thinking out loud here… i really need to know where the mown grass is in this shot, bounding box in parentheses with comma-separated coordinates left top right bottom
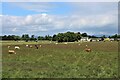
(2, 41, 118, 78)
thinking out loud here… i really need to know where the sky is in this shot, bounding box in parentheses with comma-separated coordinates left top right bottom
(1, 2, 118, 36)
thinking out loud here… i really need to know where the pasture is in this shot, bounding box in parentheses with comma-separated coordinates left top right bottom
(1, 41, 118, 78)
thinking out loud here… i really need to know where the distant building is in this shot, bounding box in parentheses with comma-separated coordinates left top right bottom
(90, 38, 102, 42)
(110, 38, 114, 41)
(81, 37, 89, 42)
(117, 38, 120, 41)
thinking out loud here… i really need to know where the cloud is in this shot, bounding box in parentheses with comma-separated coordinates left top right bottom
(2, 11, 117, 35)
(1, 2, 118, 36)
(68, 2, 118, 15)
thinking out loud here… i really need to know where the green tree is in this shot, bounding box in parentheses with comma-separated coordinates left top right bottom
(56, 33, 64, 42)
(81, 33, 87, 37)
(76, 32, 81, 41)
(110, 34, 117, 38)
(14, 36, 21, 41)
(7, 35, 14, 40)
(117, 35, 120, 38)
(102, 35, 106, 38)
(2, 35, 7, 40)
(55, 31, 79, 42)
(38, 36, 45, 40)
(22, 34, 30, 42)
(44, 35, 52, 40)
(30, 35, 35, 41)
(52, 34, 57, 41)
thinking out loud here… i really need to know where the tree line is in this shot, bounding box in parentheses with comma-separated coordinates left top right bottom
(0, 32, 120, 42)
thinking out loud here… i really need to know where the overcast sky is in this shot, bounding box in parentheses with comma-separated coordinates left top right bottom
(1, 2, 118, 36)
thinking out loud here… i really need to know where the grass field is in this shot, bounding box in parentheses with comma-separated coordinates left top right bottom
(1, 41, 118, 78)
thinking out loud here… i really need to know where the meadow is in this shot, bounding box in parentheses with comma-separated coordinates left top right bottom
(1, 41, 118, 78)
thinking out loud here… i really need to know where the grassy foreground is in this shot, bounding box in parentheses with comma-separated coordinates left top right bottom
(2, 41, 118, 78)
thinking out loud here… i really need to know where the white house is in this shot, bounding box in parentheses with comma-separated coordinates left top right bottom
(90, 38, 102, 42)
(81, 37, 89, 42)
(110, 38, 114, 41)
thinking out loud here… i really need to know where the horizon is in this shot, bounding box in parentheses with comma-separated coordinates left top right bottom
(1, 31, 117, 37)
(1, 2, 118, 36)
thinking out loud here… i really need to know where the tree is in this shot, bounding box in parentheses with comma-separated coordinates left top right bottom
(110, 34, 117, 38)
(2, 35, 7, 40)
(56, 33, 64, 42)
(81, 33, 87, 37)
(118, 35, 120, 38)
(30, 35, 35, 41)
(101, 35, 106, 38)
(22, 34, 30, 42)
(52, 34, 57, 41)
(2, 35, 20, 40)
(77, 32, 81, 34)
(0, 36, 2, 40)
(63, 37, 68, 42)
(7, 35, 14, 40)
(89, 35, 97, 38)
(14, 36, 21, 41)
(76, 33, 81, 41)
(44, 35, 52, 40)
(38, 36, 45, 40)
(65, 32, 77, 42)
(55, 31, 79, 42)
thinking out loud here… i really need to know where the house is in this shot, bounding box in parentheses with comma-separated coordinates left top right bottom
(80, 37, 103, 42)
(118, 38, 120, 40)
(110, 38, 114, 41)
(117, 38, 120, 41)
(90, 38, 102, 42)
(80, 37, 89, 42)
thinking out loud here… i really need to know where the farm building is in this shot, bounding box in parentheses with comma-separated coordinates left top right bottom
(90, 38, 102, 42)
(109, 38, 114, 41)
(117, 38, 120, 41)
(111, 38, 120, 41)
(80, 37, 90, 42)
